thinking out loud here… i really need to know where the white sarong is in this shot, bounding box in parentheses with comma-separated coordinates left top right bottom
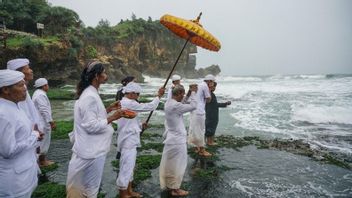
(66, 153, 106, 198)
(159, 143, 187, 189)
(188, 112, 206, 147)
(116, 147, 137, 190)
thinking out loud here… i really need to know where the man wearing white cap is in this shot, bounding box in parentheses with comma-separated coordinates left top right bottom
(188, 74, 215, 157)
(7, 58, 43, 144)
(167, 74, 182, 100)
(32, 78, 56, 167)
(0, 69, 43, 197)
(116, 82, 165, 198)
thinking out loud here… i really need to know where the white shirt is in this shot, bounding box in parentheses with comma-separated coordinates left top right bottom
(0, 98, 39, 197)
(117, 96, 160, 150)
(18, 88, 42, 130)
(194, 81, 211, 115)
(32, 89, 53, 127)
(163, 92, 197, 144)
(71, 86, 114, 159)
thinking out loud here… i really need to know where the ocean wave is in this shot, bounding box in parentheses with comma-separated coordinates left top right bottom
(292, 105, 352, 125)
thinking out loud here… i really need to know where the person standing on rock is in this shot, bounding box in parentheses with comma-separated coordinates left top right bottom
(7, 58, 44, 154)
(188, 74, 215, 157)
(66, 61, 130, 198)
(0, 69, 43, 197)
(160, 84, 197, 197)
(32, 78, 56, 167)
(205, 81, 231, 146)
(116, 82, 164, 198)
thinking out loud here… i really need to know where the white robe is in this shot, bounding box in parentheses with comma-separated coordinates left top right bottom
(116, 96, 160, 189)
(32, 89, 53, 154)
(188, 82, 211, 147)
(66, 86, 114, 197)
(0, 98, 39, 197)
(19, 88, 42, 131)
(159, 93, 197, 189)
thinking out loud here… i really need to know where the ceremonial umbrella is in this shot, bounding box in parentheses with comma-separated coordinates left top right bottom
(143, 13, 221, 128)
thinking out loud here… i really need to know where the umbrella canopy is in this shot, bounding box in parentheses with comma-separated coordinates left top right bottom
(160, 13, 221, 52)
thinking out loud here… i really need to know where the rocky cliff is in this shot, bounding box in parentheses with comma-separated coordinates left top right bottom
(0, 22, 221, 86)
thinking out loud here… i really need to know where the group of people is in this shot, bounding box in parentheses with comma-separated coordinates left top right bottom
(0, 59, 230, 198)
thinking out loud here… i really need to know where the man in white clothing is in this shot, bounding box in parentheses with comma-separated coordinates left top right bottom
(166, 74, 182, 100)
(160, 84, 197, 197)
(66, 61, 129, 198)
(188, 74, 215, 157)
(32, 78, 56, 167)
(116, 82, 165, 198)
(7, 58, 43, 153)
(0, 69, 43, 197)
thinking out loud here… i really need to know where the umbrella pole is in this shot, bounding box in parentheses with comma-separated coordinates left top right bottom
(142, 38, 190, 131)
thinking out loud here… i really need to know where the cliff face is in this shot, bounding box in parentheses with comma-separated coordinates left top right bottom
(0, 23, 221, 86)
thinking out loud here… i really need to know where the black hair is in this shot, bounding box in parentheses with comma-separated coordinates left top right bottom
(121, 76, 135, 86)
(75, 61, 104, 99)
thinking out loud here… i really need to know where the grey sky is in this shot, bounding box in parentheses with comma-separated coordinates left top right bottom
(48, 0, 352, 75)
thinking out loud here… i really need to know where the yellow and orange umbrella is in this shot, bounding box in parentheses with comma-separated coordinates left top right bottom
(144, 13, 221, 127)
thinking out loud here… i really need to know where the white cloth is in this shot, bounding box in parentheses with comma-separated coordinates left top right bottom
(71, 85, 114, 159)
(0, 69, 24, 88)
(0, 98, 39, 197)
(34, 78, 48, 88)
(116, 96, 160, 152)
(194, 81, 211, 115)
(32, 89, 53, 154)
(171, 74, 181, 81)
(159, 93, 196, 190)
(19, 88, 43, 132)
(166, 86, 173, 101)
(7, 58, 29, 71)
(188, 112, 206, 147)
(116, 96, 160, 189)
(122, 82, 142, 94)
(163, 92, 197, 145)
(204, 74, 215, 81)
(66, 153, 106, 198)
(116, 147, 136, 190)
(159, 144, 187, 190)
(66, 85, 113, 197)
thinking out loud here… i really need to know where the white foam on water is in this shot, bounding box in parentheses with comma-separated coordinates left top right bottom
(292, 105, 352, 125)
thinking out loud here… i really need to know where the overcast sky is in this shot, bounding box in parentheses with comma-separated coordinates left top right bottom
(48, 0, 352, 76)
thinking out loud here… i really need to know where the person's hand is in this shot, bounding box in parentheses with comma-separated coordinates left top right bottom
(142, 122, 148, 130)
(121, 109, 136, 119)
(226, 101, 231, 105)
(157, 87, 165, 98)
(107, 101, 121, 113)
(38, 132, 44, 141)
(50, 121, 56, 130)
(112, 109, 124, 120)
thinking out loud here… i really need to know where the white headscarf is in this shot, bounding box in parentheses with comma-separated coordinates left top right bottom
(0, 69, 25, 88)
(122, 82, 142, 94)
(204, 74, 215, 81)
(171, 74, 181, 81)
(7, 58, 30, 71)
(34, 78, 48, 88)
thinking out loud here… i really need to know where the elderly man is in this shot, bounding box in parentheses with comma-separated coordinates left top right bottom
(188, 74, 215, 157)
(167, 74, 182, 100)
(0, 69, 42, 197)
(116, 82, 164, 198)
(32, 78, 56, 167)
(7, 58, 43, 145)
(160, 84, 197, 197)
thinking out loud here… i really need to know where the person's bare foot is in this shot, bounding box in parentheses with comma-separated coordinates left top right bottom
(40, 160, 55, 167)
(198, 150, 212, 157)
(128, 191, 142, 198)
(170, 189, 189, 196)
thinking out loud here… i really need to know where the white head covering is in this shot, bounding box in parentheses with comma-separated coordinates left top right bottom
(123, 82, 142, 94)
(0, 69, 25, 88)
(171, 74, 181, 81)
(204, 74, 215, 81)
(7, 58, 30, 71)
(34, 78, 48, 88)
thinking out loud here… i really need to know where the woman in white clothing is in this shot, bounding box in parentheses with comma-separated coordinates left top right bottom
(66, 61, 131, 198)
